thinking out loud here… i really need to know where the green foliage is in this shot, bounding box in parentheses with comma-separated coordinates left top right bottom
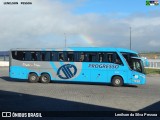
(145, 68, 160, 74)
(146, 1, 150, 6)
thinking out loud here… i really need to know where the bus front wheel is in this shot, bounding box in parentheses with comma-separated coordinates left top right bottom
(28, 73, 39, 83)
(40, 74, 51, 83)
(111, 76, 123, 87)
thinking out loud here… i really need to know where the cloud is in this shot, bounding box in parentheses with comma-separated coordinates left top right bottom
(148, 40, 160, 47)
(0, 0, 160, 52)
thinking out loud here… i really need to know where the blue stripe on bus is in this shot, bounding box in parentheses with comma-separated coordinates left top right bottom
(50, 62, 58, 72)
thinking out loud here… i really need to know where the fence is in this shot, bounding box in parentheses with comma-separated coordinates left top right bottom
(0, 56, 9, 66)
(0, 51, 9, 61)
(146, 59, 160, 69)
(0, 56, 9, 61)
(0, 51, 9, 66)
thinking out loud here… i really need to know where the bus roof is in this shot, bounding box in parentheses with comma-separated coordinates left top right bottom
(10, 47, 138, 54)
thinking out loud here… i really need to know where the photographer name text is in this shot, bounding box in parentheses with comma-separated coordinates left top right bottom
(3, 1, 32, 5)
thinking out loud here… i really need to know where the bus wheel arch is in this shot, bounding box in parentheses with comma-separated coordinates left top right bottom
(28, 72, 39, 83)
(40, 73, 51, 83)
(111, 75, 124, 87)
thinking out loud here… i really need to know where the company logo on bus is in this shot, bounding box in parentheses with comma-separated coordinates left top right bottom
(88, 64, 119, 69)
(57, 64, 77, 79)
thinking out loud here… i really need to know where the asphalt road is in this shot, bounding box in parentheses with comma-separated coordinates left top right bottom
(0, 67, 160, 112)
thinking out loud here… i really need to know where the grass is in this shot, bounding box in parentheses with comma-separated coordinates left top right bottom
(145, 68, 160, 74)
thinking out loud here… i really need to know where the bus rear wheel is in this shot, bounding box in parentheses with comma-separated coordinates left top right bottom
(28, 73, 39, 83)
(111, 76, 123, 87)
(40, 74, 50, 83)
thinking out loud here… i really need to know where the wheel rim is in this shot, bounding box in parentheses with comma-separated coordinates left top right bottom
(31, 76, 36, 81)
(115, 79, 120, 85)
(42, 76, 48, 82)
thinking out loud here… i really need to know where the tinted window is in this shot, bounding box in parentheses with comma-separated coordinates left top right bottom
(11, 51, 123, 64)
(76, 52, 98, 62)
(87, 52, 98, 62)
(51, 52, 58, 61)
(79, 52, 85, 62)
(25, 52, 39, 61)
(41, 52, 50, 61)
(121, 52, 138, 65)
(75, 52, 98, 62)
(114, 54, 123, 65)
(25, 52, 31, 61)
(12, 51, 25, 60)
(45, 52, 50, 61)
(67, 52, 74, 62)
(59, 52, 64, 61)
(121, 52, 138, 61)
(98, 52, 123, 65)
(107, 53, 115, 63)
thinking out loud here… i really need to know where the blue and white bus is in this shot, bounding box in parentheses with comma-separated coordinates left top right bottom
(9, 47, 146, 86)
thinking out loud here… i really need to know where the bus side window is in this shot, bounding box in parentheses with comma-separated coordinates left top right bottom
(99, 53, 102, 62)
(108, 54, 113, 63)
(19, 52, 25, 61)
(50, 52, 57, 61)
(59, 52, 64, 61)
(89, 52, 98, 62)
(55, 52, 59, 61)
(35, 52, 41, 61)
(31, 52, 37, 61)
(115, 54, 123, 65)
(22, 52, 25, 60)
(25, 52, 31, 61)
(78, 52, 84, 62)
(67, 52, 74, 62)
(75, 52, 84, 62)
(12, 51, 24, 61)
(74, 52, 79, 62)
(41, 52, 45, 61)
(63, 52, 68, 61)
(50, 52, 59, 61)
(99, 53, 106, 62)
(101, 53, 107, 62)
(82, 52, 98, 62)
(84, 53, 89, 62)
(101, 52, 115, 63)
(107, 52, 116, 63)
(45, 52, 50, 61)
(51, 52, 54, 61)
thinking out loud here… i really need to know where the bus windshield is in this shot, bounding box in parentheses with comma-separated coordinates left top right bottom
(129, 58, 145, 74)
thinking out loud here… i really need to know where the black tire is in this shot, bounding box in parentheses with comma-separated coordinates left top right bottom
(28, 73, 39, 83)
(40, 74, 51, 83)
(111, 76, 123, 87)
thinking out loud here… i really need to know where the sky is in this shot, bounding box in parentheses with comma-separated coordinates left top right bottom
(0, 0, 160, 52)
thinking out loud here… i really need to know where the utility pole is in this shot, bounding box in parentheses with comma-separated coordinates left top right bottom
(130, 27, 132, 50)
(64, 33, 66, 48)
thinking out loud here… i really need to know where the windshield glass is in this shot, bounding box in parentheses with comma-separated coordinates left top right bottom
(121, 52, 138, 63)
(129, 58, 145, 74)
